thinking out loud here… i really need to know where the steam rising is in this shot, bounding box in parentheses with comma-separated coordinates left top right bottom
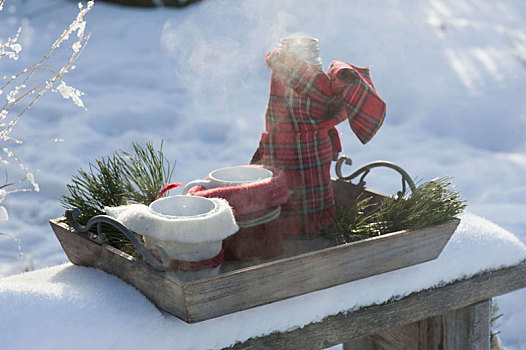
(159, 2, 322, 123)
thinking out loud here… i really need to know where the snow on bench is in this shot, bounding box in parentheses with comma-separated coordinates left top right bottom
(0, 212, 525, 350)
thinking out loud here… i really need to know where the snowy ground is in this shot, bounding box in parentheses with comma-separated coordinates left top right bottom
(0, 0, 525, 348)
(1, 213, 525, 350)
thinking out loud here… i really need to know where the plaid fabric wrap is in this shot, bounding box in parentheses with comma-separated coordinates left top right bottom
(328, 61, 386, 144)
(251, 49, 386, 235)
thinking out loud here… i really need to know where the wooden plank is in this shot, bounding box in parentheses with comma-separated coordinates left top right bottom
(99, 244, 188, 320)
(51, 216, 457, 323)
(344, 300, 490, 350)
(51, 212, 457, 323)
(221, 180, 385, 274)
(220, 236, 334, 274)
(343, 337, 375, 350)
(50, 219, 188, 320)
(416, 315, 443, 350)
(183, 219, 458, 322)
(364, 323, 422, 350)
(51, 218, 103, 268)
(228, 261, 526, 349)
(442, 299, 490, 350)
(332, 179, 386, 214)
(50, 179, 457, 323)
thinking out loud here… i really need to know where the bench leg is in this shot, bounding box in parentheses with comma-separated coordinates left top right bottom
(343, 299, 491, 350)
(442, 299, 491, 350)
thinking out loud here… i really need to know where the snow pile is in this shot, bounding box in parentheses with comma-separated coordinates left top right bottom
(0, 213, 525, 350)
(0, 0, 525, 347)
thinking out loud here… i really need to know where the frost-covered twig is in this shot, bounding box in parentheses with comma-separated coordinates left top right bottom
(0, 1, 93, 197)
(0, 27, 21, 60)
(0, 232, 22, 259)
(0, 230, 34, 273)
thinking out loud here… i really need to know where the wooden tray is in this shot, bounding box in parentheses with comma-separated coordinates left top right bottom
(49, 179, 459, 323)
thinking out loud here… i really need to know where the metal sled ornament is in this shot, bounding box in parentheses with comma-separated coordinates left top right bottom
(50, 158, 459, 323)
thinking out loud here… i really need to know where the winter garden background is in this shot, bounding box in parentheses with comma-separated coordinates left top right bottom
(0, 0, 525, 348)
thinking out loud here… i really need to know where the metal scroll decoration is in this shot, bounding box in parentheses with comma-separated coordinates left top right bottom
(335, 155, 417, 200)
(65, 208, 165, 271)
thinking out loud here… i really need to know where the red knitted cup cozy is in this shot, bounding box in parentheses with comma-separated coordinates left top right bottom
(187, 165, 289, 261)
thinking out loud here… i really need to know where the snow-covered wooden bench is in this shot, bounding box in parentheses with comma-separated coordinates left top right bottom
(230, 261, 526, 349)
(0, 213, 525, 350)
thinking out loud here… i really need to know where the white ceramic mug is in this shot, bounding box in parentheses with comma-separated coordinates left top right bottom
(149, 195, 217, 218)
(182, 165, 273, 195)
(144, 195, 238, 282)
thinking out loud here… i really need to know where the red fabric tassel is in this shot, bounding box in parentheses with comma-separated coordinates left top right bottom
(156, 183, 183, 200)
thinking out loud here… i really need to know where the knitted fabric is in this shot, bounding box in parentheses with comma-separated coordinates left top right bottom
(187, 165, 290, 260)
(151, 249, 224, 272)
(251, 49, 386, 236)
(187, 165, 289, 215)
(104, 197, 238, 244)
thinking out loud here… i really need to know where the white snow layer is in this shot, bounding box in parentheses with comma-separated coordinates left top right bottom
(1, 0, 526, 348)
(0, 213, 525, 350)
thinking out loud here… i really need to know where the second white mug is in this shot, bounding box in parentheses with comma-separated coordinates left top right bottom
(182, 165, 273, 195)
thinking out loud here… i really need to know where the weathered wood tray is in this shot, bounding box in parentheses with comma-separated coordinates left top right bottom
(49, 179, 459, 323)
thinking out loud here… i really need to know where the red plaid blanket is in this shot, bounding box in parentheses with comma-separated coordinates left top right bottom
(251, 49, 386, 236)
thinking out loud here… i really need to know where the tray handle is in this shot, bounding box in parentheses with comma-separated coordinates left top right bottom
(65, 208, 166, 272)
(335, 155, 416, 199)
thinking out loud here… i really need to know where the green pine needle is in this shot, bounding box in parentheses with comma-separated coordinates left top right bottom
(116, 141, 175, 205)
(324, 177, 466, 245)
(490, 302, 504, 341)
(60, 141, 175, 254)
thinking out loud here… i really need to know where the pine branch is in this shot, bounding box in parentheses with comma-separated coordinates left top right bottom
(324, 177, 466, 245)
(60, 141, 175, 253)
(116, 141, 175, 204)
